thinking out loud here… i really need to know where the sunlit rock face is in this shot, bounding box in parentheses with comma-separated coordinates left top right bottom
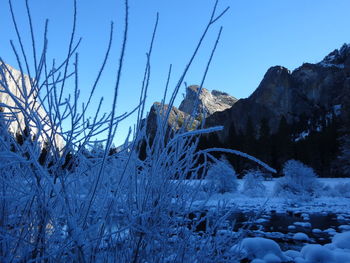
(179, 85, 237, 117)
(249, 66, 294, 116)
(205, 43, 350, 141)
(0, 62, 65, 149)
(144, 86, 236, 139)
(145, 102, 199, 138)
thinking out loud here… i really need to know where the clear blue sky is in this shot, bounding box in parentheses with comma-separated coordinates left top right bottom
(1, 0, 350, 145)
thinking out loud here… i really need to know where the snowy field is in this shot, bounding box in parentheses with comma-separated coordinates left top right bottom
(199, 178, 350, 214)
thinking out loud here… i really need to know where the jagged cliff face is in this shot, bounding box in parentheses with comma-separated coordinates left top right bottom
(0, 62, 64, 149)
(145, 102, 199, 138)
(206, 43, 350, 141)
(179, 85, 237, 116)
(145, 86, 236, 138)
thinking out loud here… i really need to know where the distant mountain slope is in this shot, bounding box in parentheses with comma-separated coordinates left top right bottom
(201, 44, 350, 177)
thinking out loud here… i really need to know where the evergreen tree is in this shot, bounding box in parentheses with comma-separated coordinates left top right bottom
(227, 122, 245, 173)
(271, 115, 292, 171)
(258, 118, 270, 141)
(338, 93, 350, 176)
(257, 118, 272, 164)
(243, 116, 257, 156)
(228, 122, 241, 149)
(277, 115, 290, 137)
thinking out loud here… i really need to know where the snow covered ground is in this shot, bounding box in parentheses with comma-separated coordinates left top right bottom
(193, 178, 350, 214)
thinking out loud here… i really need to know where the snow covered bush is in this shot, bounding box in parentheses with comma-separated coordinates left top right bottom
(274, 159, 322, 199)
(205, 157, 238, 194)
(242, 169, 267, 197)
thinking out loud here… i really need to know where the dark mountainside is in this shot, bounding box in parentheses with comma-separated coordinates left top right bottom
(200, 44, 350, 177)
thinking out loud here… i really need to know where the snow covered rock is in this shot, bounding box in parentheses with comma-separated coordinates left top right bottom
(293, 232, 310, 241)
(240, 237, 287, 262)
(339, 225, 350, 232)
(251, 259, 266, 263)
(291, 231, 350, 263)
(284, 249, 301, 259)
(332, 231, 350, 250)
(333, 249, 350, 263)
(294, 222, 312, 228)
(301, 244, 335, 263)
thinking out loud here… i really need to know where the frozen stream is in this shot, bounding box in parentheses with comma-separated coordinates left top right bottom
(231, 210, 350, 250)
(188, 178, 350, 262)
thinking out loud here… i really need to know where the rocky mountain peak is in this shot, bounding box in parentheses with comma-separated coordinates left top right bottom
(179, 85, 237, 117)
(319, 43, 350, 68)
(263, 66, 291, 80)
(248, 66, 293, 113)
(144, 102, 199, 140)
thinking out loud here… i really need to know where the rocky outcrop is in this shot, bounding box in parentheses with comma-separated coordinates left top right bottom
(0, 62, 64, 149)
(144, 86, 236, 139)
(179, 85, 237, 116)
(145, 102, 199, 139)
(319, 43, 350, 69)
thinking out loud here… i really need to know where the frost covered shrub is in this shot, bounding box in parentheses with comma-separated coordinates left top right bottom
(206, 157, 238, 194)
(0, 0, 278, 261)
(242, 169, 266, 197)
(274, 159, 322, 199)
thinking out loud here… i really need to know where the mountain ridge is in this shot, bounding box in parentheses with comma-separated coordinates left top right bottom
(199, 43, 350, 176)
(205, 43, 350, 141)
